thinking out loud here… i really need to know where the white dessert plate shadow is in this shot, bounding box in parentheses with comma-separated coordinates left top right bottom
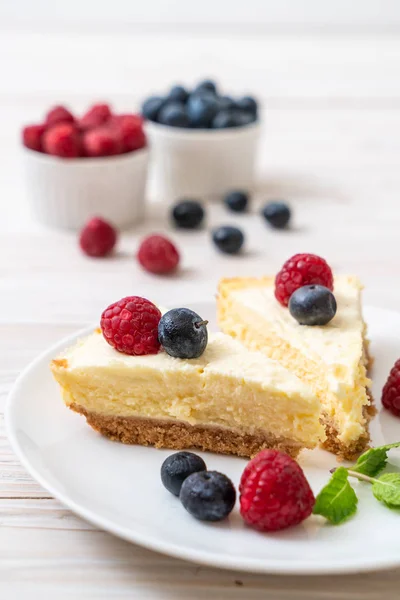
(6, 303, 400, 575)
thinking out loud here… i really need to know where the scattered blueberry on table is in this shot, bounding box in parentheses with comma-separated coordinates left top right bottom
(212, 226, 245, 254)
(172, 199, 205, 229)
(141, 79, 258, 129)
(262, 201, 291, 229)
(224, 190, 249, 213)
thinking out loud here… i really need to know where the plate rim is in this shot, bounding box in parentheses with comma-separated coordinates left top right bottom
(5, 304, 400, 576)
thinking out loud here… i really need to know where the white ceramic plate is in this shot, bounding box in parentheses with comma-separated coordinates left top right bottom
(6, 303, 400, 575)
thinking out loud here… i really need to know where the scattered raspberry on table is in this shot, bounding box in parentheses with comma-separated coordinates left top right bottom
(79, 217, 117, 257)
(382, 359, 400, 416)
(100, 296, 161, 355)
(239, 449, 315, 531)
(275, 253, 334, 307)
(138, 235, 180, 275)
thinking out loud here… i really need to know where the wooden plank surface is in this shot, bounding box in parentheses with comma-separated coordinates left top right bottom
(3, 29, 400, 598)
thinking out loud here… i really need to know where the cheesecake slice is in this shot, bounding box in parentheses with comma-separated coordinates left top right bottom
(217, 275, 374, 460)
(51, 329, 324, 458)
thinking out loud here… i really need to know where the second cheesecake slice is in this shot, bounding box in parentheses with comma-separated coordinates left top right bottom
(217, 275, 373, 459)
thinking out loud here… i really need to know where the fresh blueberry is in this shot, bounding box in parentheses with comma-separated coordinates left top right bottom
(224, 190, 249, 212)
(193, 79, 217, 96)
(158, 102, 189, 127)
(161, 452, 207, 496)
(212, 226, 244, 254)
(168, 85, 189, 104)
(211, 110, 238, 129)
(187, 94, 219, 128)
(262, 201, 291, 229)
(233, 110, 256, 126)
(172, 199, 204, 229)
(218, 96, 235, 111)
(235, 96, 258, 116)
(180, 471, 236, 521)
(158, 308, 208, 359)
(141, 96, 166, 122)
(289, 285, 337, 326)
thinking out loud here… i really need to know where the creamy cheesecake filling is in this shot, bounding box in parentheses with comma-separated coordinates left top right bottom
(51, 331, 324, 448)
(217, 276, 371, 447)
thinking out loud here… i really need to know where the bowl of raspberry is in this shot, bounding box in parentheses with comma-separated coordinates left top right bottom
(21, 104, 148, 230)
(141, 79, 261, 202)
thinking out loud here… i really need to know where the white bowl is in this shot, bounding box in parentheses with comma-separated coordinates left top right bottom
(146, 121, 261, 202)
(23, 147, 149, 230)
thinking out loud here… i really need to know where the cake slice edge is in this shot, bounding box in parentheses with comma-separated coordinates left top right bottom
(217, 276, 374, 460)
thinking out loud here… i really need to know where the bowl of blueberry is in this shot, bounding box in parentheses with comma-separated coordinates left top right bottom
(141, 79, 260, 201)
(21, 103, 148, 230)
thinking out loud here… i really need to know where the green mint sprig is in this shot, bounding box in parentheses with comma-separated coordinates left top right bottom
(371, 473, 400, 506)
(313, 467, 358, 524)
(313, 442, 400, 524)
(352, 442, 400, 477)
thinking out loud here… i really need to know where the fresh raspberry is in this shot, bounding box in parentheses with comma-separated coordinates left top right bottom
(22, 124, 46, 152)
(127, 128, 146, 152)
(239, 449, 315, 532)
(137, 235, 180, 275)
(100, 296, 161, 355)
(275, 253, 334, 306)
(79, 217, 117, 257)
(46, 105, 75, 127)
(110, 114, 146, 152)
(83, 126, 122, 157)
(79, 104, 112, 131)
(43, 123, 81, 158)
(382, 359, 400, 416)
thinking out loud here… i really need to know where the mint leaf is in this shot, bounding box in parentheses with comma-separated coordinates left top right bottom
(372, 473, 400, 507)
(352, 442, 400, 477)
(313, 467, 358, 524)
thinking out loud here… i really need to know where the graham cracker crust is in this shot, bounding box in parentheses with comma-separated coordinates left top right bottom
(321, 396, 376, 460)
(69, 402, 303, 459)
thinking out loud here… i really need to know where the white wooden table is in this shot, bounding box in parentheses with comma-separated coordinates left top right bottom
(2, 30, 400, 598)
